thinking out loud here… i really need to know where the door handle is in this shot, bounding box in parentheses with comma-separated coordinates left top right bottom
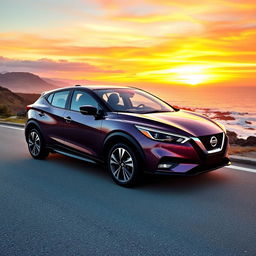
(39, 111, 45, 117)
(64, 116, 72, 123)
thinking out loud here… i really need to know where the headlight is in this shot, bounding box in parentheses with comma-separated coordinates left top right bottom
(135, 125, 190, 144)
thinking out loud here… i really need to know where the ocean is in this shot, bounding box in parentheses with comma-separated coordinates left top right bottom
(149, 86, 256, 139)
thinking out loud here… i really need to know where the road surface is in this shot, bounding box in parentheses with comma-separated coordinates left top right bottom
(0, 125, 255, 256)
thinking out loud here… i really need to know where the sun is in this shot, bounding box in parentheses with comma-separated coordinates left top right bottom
(172, 66, 210, 86)
(182, 73, 208, 85)
(138, 65, 212, 85)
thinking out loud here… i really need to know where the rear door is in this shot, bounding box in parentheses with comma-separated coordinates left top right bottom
(44, 89, 71, 147)
(63, 89, 104, 158)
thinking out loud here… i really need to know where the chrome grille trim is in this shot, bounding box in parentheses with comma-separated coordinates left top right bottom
(192, 133, 225, 154)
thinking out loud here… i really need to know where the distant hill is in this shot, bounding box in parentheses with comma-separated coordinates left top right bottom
(16, 92, 40, 108)
(42, 77, 72, 88)
(0, 86, 40, 114)
(0, 86, 25, 114)
(0, 72, 57, 93)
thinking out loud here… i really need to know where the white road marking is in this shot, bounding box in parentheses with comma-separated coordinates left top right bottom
(0, 124, 24, 131)
(226, 165, 256, 173)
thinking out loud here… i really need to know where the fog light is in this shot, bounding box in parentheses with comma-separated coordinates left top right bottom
(158, 163, 174, 169)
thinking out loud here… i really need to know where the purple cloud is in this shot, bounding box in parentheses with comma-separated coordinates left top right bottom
(0, 57, 123, 73)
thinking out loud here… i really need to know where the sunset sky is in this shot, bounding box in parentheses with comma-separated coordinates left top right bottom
(0, 0, 256, 87)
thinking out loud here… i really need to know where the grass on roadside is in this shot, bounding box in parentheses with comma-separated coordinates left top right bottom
(0, 116, 27, 124)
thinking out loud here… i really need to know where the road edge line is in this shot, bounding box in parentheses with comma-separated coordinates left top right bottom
(226, 165, 256, 173)
(0, 121, 25, 128)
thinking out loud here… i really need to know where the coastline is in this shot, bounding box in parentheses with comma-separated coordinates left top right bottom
(176, 106, 256, 141)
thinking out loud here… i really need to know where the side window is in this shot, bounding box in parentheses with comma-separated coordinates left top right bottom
(51, 90, 69, 109)
(47, 93, 54, 104)
(70, 90, 99, 111)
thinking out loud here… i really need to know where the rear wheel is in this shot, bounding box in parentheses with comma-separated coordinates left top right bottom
(107, 143, 142, 187)
(27, 128, 49, 159)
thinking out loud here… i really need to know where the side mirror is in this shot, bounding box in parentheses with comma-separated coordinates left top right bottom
(79, 105, 98, 115)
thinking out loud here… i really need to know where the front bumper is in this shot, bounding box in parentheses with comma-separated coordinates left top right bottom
(153, 157, 230, 176)
(142, 133, 230, 176)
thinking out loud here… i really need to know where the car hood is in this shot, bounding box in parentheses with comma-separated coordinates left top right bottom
(119, 110, 223, 137)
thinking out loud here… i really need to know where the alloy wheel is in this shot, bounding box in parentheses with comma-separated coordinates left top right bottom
(110, 147, 134, 183)
(28, 131, 41, 157)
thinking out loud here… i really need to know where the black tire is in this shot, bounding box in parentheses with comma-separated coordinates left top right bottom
(107, 143, 142, 187)
(26, 128, 49, 159)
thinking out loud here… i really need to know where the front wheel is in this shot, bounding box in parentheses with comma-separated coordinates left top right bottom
(107, 143, 142, 187)
(27, 128, 49, 159)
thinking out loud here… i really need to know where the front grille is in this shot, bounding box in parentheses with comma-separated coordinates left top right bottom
(199, 133, 224, 152)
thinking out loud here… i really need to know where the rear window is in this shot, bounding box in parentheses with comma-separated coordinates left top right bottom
(51, 90, 69, 109)
(47, 93, 54, 103)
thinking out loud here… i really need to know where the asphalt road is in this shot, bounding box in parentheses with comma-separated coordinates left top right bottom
(0, 125, 256, 256)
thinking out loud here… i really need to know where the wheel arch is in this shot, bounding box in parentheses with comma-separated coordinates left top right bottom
(103, 131, 145, 163)
(25, 120, 43, 141)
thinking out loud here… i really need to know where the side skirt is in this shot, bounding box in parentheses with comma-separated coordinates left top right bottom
(53, 149, 98, 165)
(47, 144, 104, 165)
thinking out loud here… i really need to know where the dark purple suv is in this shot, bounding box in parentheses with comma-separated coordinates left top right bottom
(25, 85, 230, 186)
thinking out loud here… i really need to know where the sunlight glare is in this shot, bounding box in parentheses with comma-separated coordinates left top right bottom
(171, 66, 209, 85)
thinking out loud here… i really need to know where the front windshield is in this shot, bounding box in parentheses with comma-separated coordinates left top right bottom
(94, 88, 175, 114)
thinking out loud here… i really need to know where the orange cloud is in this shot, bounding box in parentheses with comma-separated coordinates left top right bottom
(0, 0, 255, 87)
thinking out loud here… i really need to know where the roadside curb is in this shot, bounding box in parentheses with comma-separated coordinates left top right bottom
(230, 155, 256, 166)
(0, 121, 25, 128)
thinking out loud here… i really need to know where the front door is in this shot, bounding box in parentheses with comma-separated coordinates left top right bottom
(63, 89, 104, 158)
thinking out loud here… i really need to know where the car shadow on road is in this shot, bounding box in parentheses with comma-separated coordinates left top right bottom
(47, 153, 111, 180)
(45, 153, 229, 194)
(141, 171, 229, 193)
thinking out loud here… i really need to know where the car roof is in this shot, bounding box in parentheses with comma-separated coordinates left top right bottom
(42, 85, 135, 95)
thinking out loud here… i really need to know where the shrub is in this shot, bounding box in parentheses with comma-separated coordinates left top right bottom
(17, 111, 26, 118)
(0, 104, 11, 117)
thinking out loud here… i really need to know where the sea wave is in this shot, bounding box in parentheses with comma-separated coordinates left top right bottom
(180, 107, 256, 139)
